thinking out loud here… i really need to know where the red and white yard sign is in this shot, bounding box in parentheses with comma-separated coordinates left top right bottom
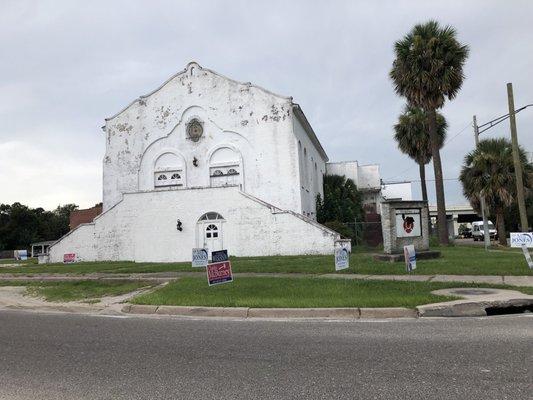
(206, 261, 233, 286)
(63, 253, 76, 263)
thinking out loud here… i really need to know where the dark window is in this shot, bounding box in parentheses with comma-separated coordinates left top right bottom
(157, 174, 167, 180)
(170, 173, 181, 179)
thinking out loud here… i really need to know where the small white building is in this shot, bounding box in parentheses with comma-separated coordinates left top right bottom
(325, 161, 412, 214)
(49, 62, 345, 263)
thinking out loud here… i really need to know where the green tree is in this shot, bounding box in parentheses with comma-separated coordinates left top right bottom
(459, 138, 533, 246)
(393, 105, 447, 202)
(0, 203, 78, 251)
(390, 20, 469, 244)
(316, 175, 364, 242)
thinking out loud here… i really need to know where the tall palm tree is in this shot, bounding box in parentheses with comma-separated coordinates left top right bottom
(459, 138, 533, 246)
(390, 20, 469, 244)
(393, 105, 447, 203)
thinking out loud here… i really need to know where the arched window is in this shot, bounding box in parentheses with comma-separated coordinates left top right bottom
(205, 224, 219, 238)
(199, 212, 224, 221)
(209, 147, 241, 187)
(154, 152, 184, 188)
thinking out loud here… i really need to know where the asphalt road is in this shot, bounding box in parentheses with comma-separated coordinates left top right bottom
(0, 311, 531, 400)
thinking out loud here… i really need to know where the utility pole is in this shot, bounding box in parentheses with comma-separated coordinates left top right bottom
(473, 115, 491, 250)
(507, 83, 529, 232)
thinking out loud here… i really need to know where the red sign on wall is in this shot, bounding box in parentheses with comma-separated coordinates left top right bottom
(206, 261, 233, 286)
(63, 253, 76, 263)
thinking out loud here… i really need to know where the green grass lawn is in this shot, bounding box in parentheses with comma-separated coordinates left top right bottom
(130, 276, 533, 308)
(0, 246, 531, 276)
(0, 258, 37, 265)
(0, 280, 154, 302)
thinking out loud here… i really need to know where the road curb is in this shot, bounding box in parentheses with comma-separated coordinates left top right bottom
(121, 305, 417, 319)
(416, 298, 533, 317)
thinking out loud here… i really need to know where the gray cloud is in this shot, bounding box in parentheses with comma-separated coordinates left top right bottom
(1, 0, 531, 209)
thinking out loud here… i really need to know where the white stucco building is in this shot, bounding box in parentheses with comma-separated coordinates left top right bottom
(49, 62, 344, 263)
(325, 161, 412, 214)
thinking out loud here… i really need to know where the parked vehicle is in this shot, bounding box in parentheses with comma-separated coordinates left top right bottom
(471, 221, 497, 241)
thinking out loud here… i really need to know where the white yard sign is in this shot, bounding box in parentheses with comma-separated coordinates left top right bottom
(192, 248, 209, 268)
(335, 247, 350, 271)
(403, 245, 417, 272)
(521, 244, 533, 269)
(510, 232, 533, 248)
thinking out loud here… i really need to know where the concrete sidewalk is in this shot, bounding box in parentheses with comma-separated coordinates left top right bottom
(0, 271, 532, 286)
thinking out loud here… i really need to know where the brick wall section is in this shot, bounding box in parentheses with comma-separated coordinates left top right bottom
(70, 203, 103, 230)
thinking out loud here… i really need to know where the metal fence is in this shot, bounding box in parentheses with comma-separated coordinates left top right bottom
(342, 221, 383, 247)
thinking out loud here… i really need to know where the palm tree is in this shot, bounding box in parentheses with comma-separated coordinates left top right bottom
(393, 105, 447, 203)
(390, 20, 469, 244)
(459, 138, 533, 246)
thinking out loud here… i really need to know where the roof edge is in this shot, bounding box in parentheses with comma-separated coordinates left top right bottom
(292, 104, 328, 162)
(104, 61, 293, 122)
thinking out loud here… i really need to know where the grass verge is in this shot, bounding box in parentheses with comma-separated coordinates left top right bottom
(0, 246, 531, 276)
(0, 280, 154, 302)
(130, 277, 533, 308)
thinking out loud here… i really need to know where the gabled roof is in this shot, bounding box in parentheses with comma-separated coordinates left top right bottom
(104, 62, 328, 160)
(105, 61, 292, 121)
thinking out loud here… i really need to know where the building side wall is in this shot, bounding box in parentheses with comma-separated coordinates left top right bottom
(325, 161, 358, 184)
(49, 224, 97, 262)
(49, 187, 339, 263)
(293, 116, 326, 217)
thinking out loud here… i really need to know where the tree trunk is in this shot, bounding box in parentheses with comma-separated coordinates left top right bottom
(419, 162, 428, 203)
(419, 162, 431, 235)
(496, 208, 507, 246)
(428, 108, 449, 245)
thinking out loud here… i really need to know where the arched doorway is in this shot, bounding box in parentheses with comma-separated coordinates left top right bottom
(197, 212, 225, 255)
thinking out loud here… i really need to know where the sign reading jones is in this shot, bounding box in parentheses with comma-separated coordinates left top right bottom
(510, 232, 533, 248)
(334, 247, 350, 271)
(395, 209, 421, 238)
(192, 248, 209, 268)
(206, 261, 233, 286)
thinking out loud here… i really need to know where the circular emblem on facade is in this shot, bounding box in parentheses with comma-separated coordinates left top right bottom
(187, 119, 204, 142)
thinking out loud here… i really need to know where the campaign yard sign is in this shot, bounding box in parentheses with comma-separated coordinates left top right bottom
(510, 232, 533, 248)
(521, 244, 533, 269)
(63, 253, 76, 263)
(334, 247, 350, 271)
(207, 261, 233, 286)
(403, 245, 417, 272)
(192, 248, 209, 268)
(211, 249, 228, 263)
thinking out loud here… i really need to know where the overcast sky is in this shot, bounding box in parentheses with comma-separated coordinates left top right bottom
(1, 0, 532, 210)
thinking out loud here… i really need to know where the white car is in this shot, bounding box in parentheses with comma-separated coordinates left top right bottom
(471, 221, 498, 241)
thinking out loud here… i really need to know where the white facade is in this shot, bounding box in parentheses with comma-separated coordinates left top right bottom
(325, 161, 412, 214)
(49, 62, 339, 263)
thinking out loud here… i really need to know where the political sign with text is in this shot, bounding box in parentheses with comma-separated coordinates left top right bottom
(192, 248, 209, 268)
(63, 253, 76, 263)
(207, 261, 233, 286)
(510, 232, 533, 248)
(403, 245, 416, 272)
(211, 249, 229, 263)
(334, 247, 350, 271)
